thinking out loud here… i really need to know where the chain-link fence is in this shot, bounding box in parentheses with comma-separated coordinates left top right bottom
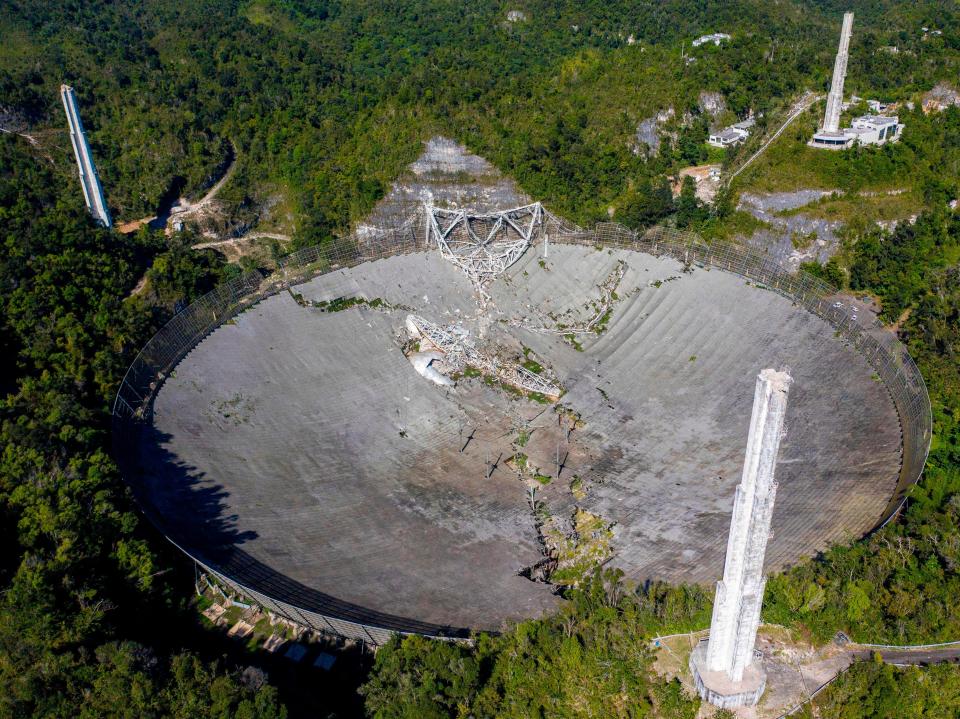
(112, 212, 931, 644)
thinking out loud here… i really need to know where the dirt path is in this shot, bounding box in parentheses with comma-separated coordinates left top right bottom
(1, 126, 38, 145)
(192, 231, 292, 262)
(190, 145, 238, 210)
(169, 142, 237, 220)
(887, 307, 912, 334)
(127, 273, 149, 299)
(192, 231, 291, 252)
(1, 125, 55, 163)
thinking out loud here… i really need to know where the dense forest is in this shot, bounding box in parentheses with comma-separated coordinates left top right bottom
(1, 0, 960, 716)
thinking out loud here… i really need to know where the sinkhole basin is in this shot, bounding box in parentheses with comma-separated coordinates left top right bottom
(133, 243, 903, 636)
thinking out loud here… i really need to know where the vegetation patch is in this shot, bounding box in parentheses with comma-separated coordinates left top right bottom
(696, 209, 772, 243)
(593, 308, 613, 335)
(311, 295, 393, 312)
(563, 332, 584, 351)
(522, 358, 545, 374)
(772, 189, 925, 235)
(570, 475, 587, 500)
(540, 509, 615, 586)
(790, 229, 817, 250)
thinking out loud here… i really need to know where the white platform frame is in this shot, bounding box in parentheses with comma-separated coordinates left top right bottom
(427, 202, 543, 285)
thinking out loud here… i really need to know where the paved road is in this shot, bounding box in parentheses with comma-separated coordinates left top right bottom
(849, 645, 960, 666)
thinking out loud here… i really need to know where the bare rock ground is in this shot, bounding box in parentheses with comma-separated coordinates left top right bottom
(356, 135, 530, 243)
(737, 190, 841, 271)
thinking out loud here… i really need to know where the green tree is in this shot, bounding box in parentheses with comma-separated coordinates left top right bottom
(675, 176, 705, 229)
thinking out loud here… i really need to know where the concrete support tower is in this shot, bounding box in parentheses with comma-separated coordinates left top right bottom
(810, 13, 862, 149)
(60, 84, 112, 228)
(690, 368, 792, 709)
(822, 12, 854, 134)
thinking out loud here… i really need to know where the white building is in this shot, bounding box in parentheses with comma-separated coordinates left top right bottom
(708, 118, 753, 148)
(692, 33, 731, 48)
(812, 115, 903, 150)
(849, 115, 903, 143)
(708, 128, 748, 147)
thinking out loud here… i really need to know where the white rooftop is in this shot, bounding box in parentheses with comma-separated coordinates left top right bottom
(853, 114, 899, 127)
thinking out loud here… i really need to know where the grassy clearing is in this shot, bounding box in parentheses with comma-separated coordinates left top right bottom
(242, 0, 298, 34)
(777, 189, 922, 225)
(734, 107, 916, 194)
(698, 209, 771, 242)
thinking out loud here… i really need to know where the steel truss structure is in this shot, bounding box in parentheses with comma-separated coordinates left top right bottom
(406, 314, 562, 399)
(427, 202, 543, 284)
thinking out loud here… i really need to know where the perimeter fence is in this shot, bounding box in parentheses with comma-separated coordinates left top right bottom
(112, 210, 931, 644)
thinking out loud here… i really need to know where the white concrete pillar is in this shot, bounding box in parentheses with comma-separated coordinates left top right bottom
(60, 84, 112, 228)
(706, 368, 791, 678)
(823, 13, 854, 133)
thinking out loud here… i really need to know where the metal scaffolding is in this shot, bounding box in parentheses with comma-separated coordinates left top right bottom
(406, 314, 562, 399)
(428, 202, 543, 286)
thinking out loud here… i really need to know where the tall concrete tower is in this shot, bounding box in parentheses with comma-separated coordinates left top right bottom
(822, 12, 854, 134)
(810, 12, 856, 148)
(690, 368, 792, 709)
(61, 84, 112, 228)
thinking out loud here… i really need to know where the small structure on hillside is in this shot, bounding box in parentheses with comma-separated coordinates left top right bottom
(708, 118, 754, 148)
(708, 128, 745, 148)
(690, 369, 792, 709)
(692, 33, 731, 48)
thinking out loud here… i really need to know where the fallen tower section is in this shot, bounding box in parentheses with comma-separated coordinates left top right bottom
(60, 84, 112, 228)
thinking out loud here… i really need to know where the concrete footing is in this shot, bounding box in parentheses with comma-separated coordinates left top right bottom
(690, 641, 766, 709)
